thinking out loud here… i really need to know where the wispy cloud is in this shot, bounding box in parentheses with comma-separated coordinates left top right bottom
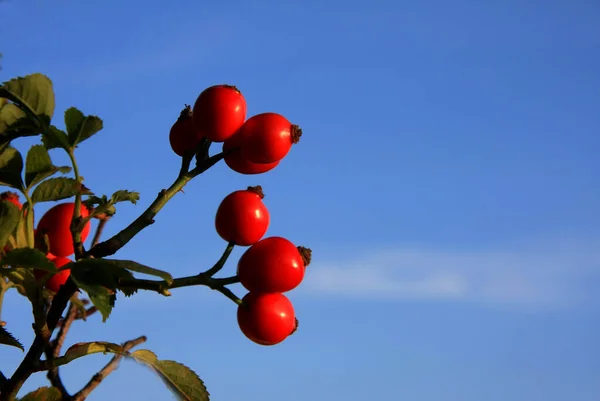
(300, 239, 600, 310)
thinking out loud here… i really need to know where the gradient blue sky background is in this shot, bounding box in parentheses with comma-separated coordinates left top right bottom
(1, 0, 600, 400)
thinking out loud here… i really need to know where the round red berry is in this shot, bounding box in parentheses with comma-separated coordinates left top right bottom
(236, 112, 302, 164)
(169, 105, 203, 156)
(36, 202, 91, 258)
(237, 292, 296, 346)
(215, 186, 269, 246)
(238, 237, 311, 293)
(192, 85, 246, 142)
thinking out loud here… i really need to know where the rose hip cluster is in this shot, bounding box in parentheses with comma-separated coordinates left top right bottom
(169, 84, 302, 174)
(215, 186, 312, 346)
(1, 192, 91, 293)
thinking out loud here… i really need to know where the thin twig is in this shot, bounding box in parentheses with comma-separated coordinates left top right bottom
(71, 336, 147, 401)
(45, 302, 78, 399)
(55, 305, 98, 329)
(91, 217, 109, 247)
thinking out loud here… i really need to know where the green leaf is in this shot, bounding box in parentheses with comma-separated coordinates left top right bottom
(31, 177, 89, 203)
(0, 200, 20, 249)
(41, 125, 70, 150)
(56, 341, 125, 366)
(0, 325, 24, 351)
(0, 102, 27, 135)
(24, 144, 54, 188)
(130, 350, 210, 401)
(0, 73, 55, 126)
(57, 165, 72, 174)
(17, 386, 62, 401)
(0, 102, 41, 142)
(105, 259, 173, 284)
(71, 281, 114, 323)
(0, 145, 24, 190)
(110, 190, 140, 204)
(0, 248, 57, 272)
(70, 259, 135, 322)
(64, 107, 103, 147)
(13, 211, 30, 249)
(83, 190, 139, 218)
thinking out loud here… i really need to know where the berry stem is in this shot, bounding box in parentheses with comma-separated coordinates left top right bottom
(199, 241, 235, 277)
(86, 151, 226, 259)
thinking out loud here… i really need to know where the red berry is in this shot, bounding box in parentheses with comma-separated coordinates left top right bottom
(222, 138, 279, 175)
(236, 113, 302, 164)
(169, 105, 203, 156)
(215, 186, 269, 246)
(237, 292, 296, 346)
(1, 191, 22, 209)
(36, 203, 91, 257)
(34, 255, 73, 293)
(238, 237, 311, 293)
(192, 85, 246, 142)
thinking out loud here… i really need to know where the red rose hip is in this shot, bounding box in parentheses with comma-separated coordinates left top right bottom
(237, 292, 296, 346)
(36, 202, 91, 257)
(215, 186, 270, 246)
(192, 85, 246, 142)
(237, 237, 311, 293)
(237, 112, 302, 164)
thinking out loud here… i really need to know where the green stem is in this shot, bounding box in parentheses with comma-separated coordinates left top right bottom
(22, 193, 34, 248)
(119, 274, 242, 304)
(0, 278, 6, 323)
(200, 241, 235, 277)
(86, 151, 226, 259)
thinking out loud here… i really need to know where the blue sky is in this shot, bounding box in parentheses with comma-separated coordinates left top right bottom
(1, 0, 599, 400)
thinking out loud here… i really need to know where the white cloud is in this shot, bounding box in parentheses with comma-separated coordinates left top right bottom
(300, 239, 600, 310)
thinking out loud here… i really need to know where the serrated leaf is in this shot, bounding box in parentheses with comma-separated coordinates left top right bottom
(31, 177, 89, 203)
(0, 102, 41, 142)
(17, 386, 62, 401)
(0, 325, 24, 351)
(106, 259, 173, 284)
(0, 200, 20, 249)
(25, 144, 53, 188)
(110, 190, 140, 204)
(57, 341, 124, 366)
(70, 259, 135, 322)
(0, 146, 24, 173)
(70, 281, 115, 322)
(0, 102, 26, 134)
(0, 73, 55, 125)
(71, 259, 135, 289)
(42, 125, 70, 150)
(0, 145, 24, 189)
(64, 107, 103, 147)
(0, 248, 57, 272)
(130, 350, 210, 401)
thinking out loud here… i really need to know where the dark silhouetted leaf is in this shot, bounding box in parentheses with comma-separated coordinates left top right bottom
(106, 259, 173, 284)
(17, 386, 61, 401)
(70, 259, 135, 322)
(0, 248, 57, 272)
(0, 200, 20, 249)
(0, 325, 24, 351)
(0, 145, 24, 189)
(42, 125, 70, 150)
